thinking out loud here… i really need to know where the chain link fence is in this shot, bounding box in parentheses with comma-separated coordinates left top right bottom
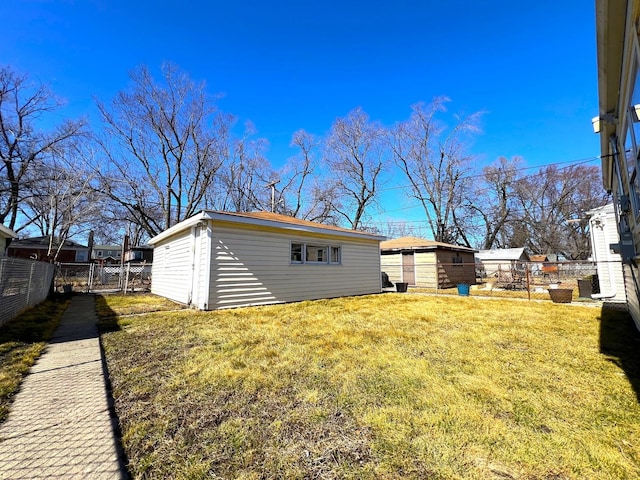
(55, 262, 152, 294)
(0, 257, 56, 327)
(383, 260, 618, 303)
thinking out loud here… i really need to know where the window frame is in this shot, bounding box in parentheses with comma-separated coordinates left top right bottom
(290, 242, 303, 264)
(290, 242, 342, 265)
(305, 244, 328, 264)
(625, 41, 640, 221)
(330, 246, 342, 264)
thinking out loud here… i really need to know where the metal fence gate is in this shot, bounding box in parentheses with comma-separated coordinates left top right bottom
(55, 262, 152, 293)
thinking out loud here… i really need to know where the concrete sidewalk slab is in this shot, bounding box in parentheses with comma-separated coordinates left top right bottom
(0, 294, 127, 479)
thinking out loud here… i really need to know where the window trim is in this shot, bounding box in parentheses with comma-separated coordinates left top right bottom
(330, 246, 342, 264)
(626, 42, 640, 221)
(290, 242, 342, 265)
(290, 242, 303, 264)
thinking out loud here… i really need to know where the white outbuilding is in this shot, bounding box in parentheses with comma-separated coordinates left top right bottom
(587, 203, 626, 303)
(0, 224, 17, 256)
(148, 211, 385, 310)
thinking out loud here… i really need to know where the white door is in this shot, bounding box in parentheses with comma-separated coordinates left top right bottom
(189, 225, 202, 307)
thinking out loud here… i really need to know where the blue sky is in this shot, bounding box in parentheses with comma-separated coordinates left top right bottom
(2, 1, 600, 226)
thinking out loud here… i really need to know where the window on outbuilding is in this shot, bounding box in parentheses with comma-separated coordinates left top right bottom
(330, 246, 341, 264)
(306, 245, 327, 263)
(291, 242, 303, 263)
(290, 242, 342, 265)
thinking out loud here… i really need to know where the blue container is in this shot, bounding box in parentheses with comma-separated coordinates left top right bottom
(457, 283, 470, 296)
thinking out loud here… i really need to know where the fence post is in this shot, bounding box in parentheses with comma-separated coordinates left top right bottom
(526, 262, 531, 301)
(87, 262, 94, 293)
(124, 263, 131, 295)
(26, 261, 35, 306)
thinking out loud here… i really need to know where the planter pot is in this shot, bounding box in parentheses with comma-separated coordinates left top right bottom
(577, 279, 592, 298)
(549, 288, 573, 303)
(395, 282, 408, 293)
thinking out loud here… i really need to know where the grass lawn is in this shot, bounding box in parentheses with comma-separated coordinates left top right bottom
(0, 295, 70, 422)
(99, 294, 640, 479)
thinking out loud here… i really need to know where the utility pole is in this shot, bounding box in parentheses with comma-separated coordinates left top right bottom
(266, 180, 279, 213)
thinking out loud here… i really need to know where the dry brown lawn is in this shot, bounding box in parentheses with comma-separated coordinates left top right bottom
(99, 293, 640, 479)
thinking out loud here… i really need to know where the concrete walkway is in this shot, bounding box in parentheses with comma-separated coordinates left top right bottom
(0, 295, 127, 479)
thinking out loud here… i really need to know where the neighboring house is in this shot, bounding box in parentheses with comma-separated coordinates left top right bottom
(8, 236, 89, 263)
(124, 245, 153, 263)
(91, 245, 122, 264)
(595, 0, 640, 328)
(92, 244, 153, 264)
(529, 253, 561, 278)
(475, 248, 530, 283)
(587, 204, 627, 303)
(148, 210, 385, 310)
(380, 236, 476, 288)
(529, 254, 548, 276)
(0, 224, 17, 256)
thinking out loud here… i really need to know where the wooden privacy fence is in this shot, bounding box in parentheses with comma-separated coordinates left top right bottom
(0, 257, 56, 327)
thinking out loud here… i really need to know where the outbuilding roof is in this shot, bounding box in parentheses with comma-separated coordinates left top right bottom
(380, 236, 476, 252)
(476, 247, 529, 261)
(9, 235, 87, 249)
(0, 224, 17, 239)
(149, 210, 386, 245)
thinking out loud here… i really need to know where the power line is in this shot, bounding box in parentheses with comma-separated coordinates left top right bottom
(376, 155, 601, 194)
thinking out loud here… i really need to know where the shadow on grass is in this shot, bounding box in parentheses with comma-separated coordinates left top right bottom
(94, 294, 132, 479)
(599, 303, 640, 403)
(95, 295, 122, 333)
(0, 293, 69, 344)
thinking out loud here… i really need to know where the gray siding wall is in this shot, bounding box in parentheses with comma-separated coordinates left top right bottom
(208, 224, 381, 309)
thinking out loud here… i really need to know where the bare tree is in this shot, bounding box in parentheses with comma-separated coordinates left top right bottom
(0, 66, 86, 231)
(20, 146, 101, 261)
(468, 156, 522, 249)
(390, 98, 481, 245)
(267, 129, 338, 224)
(389, 100, 479, 244)
(323, 107, 387, 230)
(215, 122, 273, 213)
(95, 63, 230, 237)
(513, 164, 608, 259)
(274, 130, 317, 217)
(377, 219, 430, 239)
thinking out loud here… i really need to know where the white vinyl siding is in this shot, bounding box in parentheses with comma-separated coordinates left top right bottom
(380, 253, 402, 284)
(191, 224, 211, 309)
(151, 229, 193, 305)
(209, 225, 381, 309)
(590, 205, 627, 303)
(415, 251, 437, 287)
(381, 251, 437, 287)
